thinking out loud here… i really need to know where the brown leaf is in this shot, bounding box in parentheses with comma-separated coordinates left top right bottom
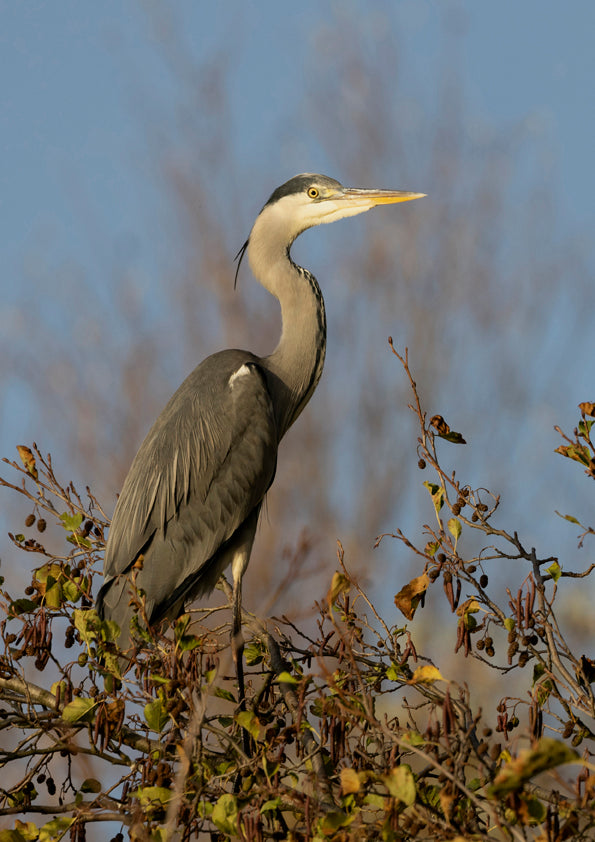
(16, 445, 38, 479)
(394, 573, 429, 620)
(430, 414, 450, 435)
(554, 444, 591, 465)
(579, 655, 595, 685)
(429, 416, 466, 444)
(578, 401, 595, 417)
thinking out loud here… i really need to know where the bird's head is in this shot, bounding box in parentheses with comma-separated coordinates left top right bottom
(237, 173, 425, 286)
(264, 173, 424, 230)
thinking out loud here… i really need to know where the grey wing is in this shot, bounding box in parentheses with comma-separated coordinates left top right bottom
(99, 353, 277, 624)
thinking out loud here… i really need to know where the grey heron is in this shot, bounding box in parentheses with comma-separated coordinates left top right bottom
(96, 173, 424, 675)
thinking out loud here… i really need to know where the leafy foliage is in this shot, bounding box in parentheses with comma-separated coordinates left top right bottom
(1, 351, 595, 840)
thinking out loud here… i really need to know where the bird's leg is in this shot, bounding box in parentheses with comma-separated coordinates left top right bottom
(231, 551, 254, 763)
(231, 551, 249, 712)
(231, 572, 246, 710)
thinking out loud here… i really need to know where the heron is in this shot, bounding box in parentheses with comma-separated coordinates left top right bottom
(96, 173, 424, 680)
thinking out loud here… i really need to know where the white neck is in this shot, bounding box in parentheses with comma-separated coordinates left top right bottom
(247, 206, 326, 438)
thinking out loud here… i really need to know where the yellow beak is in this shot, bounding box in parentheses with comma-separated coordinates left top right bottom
(342, 188, 426, 207)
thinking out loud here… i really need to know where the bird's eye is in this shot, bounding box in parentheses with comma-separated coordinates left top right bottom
(307, 187, 319, 199)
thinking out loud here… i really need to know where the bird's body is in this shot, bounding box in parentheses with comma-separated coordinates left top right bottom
(97, 174, 423, 653)
(97, 350, 277, 638)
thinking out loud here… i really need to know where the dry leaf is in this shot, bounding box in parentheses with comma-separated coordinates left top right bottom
(394, 573, 429, 620)
(17, 445, 38, 479)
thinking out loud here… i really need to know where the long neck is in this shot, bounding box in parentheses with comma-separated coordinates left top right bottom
(247, 219, 327, 440)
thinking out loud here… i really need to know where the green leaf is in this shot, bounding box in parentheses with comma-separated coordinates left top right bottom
(135, 787, 174, 817)
(74, 608, 120, 645)
(275, 671, 298, 685)
(386, 664, 402, 682)
(401, 731, 425, 746)
(66, 533, 91, 549)
(328, 571, 350, 603)
(260, 797, 283, 813)
(144, 699, 169, 733)
(213, 686, 236, 703)
(424, 540, 440, 557)
(319, 811, 354, 832)
(173, 613, 191, 640)
(44, 581, 63, 609)
(62, 579, 82, 603)
(363, 792, 385, 809)
(80, 778, 101, 793)
(177, 634, 201, 652)
(59, 512, 83, 533)
(244, 640, 264, 666)
(547, 561, 561, 582)
(423, 481, 444, 514)
(34, 563, 63, 584)
(532, 662, 546, 684)
(212, 793, 239, 835)
(13, 823, 39, 842)
(525, 794, 547, 822)
(0, 831, 28, 842)
(535, 678, 553, 707)
(439, 430, 466, 444)
(9, 598, 38, 615)
(136, 786, 173, 805)
(61, 697, 97, 724)
(384, 764, 416, 805)
(236, 710, 261, 741)
(73, 608, 98, 644)
(447, 517, 462, 547)
(504, 618, 516, 632)
(39, 818, 74, 842)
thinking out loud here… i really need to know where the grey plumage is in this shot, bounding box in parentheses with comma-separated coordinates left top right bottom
(97, 173, 424, 653)
(97, 351, 277, 641)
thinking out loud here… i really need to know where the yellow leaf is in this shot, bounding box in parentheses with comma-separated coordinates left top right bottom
(410, 665, 444, 684)
(489, 738, 580, 798)
(383, 765, 416, 805)
(15, 822, 39, 842)
(456, 598, 480, 617)
(439, 787, 456, 821)
(423, 481, 444, 514)
(340, 767, 361, 795)
(236, 710, 262, 741)
(61, 697, 97, 724)
(328, 572, 350, 604)
(448, 517, 462, 543)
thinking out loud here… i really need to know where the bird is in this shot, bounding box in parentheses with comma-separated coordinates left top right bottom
(96, 173, 424, 677)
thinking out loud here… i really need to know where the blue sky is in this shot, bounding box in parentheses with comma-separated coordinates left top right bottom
(1, 1, 595, 600)
(2, 1, 594, 284)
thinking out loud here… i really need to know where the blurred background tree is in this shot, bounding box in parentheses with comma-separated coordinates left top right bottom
(1, 2, 594, 676)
